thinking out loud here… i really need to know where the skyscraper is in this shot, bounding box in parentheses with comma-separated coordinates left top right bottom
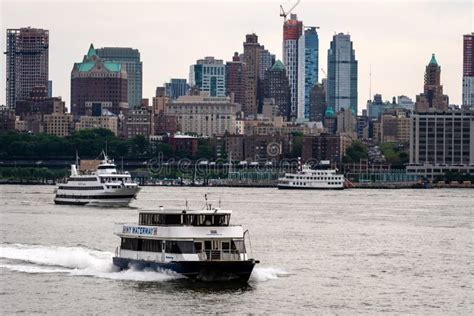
(243, 34, 262, 118)
(309, 83, 325, 122)
(264, 60, 291, 119)
(6, 27, 49, 109)
(297, 27, 319, 120)
(463, 33, 474, 108)
(71, 44, 128, 117)
(96, 47, 142, 108)
(414, 54, 449, 112)
(259, 48, 275, 80)
(165, 79, 188, 100)
(189, 57, 226, 97)
(226, 52, 247, 108)
(257, 47, 275, 113)
(327, 33, 358, 115)
(283, 14, 303, 119)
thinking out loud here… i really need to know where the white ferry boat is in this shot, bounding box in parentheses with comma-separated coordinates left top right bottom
(54, 154, 140, 206)
(277, 161, 345, 190)
(112, 202, 259, 282)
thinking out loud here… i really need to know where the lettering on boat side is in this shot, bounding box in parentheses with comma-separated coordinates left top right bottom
(122, 225, 158, 236)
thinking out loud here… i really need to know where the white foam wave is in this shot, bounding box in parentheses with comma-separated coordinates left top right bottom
(250, 267, 289, 282)
(0, 243, 181, 282)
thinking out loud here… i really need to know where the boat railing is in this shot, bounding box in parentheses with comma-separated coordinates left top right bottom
(201, 250, 241, 261)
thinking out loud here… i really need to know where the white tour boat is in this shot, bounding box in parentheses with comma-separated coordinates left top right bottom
(112, 200, 259, 281)
(277, 161, 345, 190)
(54, 153, 140, 206)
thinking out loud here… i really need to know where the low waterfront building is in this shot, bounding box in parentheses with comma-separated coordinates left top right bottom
(124, 106, 152, 139)
(301, 133, 354, 163)
(43, 112, 73, 136)
(167, 134, 198, 157)
(407, 110, 474, 179)
(0, 106, 16, 131)
(381, 110, 410, 144)
(75, 112, 118, 136)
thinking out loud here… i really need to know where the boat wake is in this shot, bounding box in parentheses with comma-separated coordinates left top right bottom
(0, 243, 287, 283)
(249, 267, 289, 282)
(0, 243, 181, 282)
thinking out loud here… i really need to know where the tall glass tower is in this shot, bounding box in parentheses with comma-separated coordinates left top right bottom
(96, 47, 142, 108)
(297, 27, 319, 120)
(327, 33, 358, 115)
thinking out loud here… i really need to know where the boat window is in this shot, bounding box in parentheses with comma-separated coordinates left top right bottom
(165, 215, 182, 225)
(194, 242, 202, 253)
(231, 240, 245, 253)
(222, 241, 230, 253)
(165, 241, 194, 254)
(121, 238, 138, 250)
(121, 238, 163, 252)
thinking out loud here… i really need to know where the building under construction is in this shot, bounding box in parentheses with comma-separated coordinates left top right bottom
(5, 27, 49, 109)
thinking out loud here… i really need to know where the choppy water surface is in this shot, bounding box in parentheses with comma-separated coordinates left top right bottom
(0, 185, 472, 314)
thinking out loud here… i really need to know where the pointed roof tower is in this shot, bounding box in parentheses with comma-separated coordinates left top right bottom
(270, 60, 286, 71)
(429, 53, 438, 66)
(86, 44, 97, 59)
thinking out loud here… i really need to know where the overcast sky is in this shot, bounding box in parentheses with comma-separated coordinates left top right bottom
(1, 0, 472, 111)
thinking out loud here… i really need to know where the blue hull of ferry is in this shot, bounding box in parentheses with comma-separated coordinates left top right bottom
(112, 257, 257, 282)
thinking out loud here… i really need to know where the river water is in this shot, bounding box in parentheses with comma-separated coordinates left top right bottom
(0, 185, 472, 314)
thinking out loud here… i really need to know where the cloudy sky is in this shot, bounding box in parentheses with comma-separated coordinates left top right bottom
(1, 0, 472, 111)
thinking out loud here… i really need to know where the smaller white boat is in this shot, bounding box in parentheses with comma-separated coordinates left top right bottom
(54, 152, 140, 206)
(277, 160, 345, 190)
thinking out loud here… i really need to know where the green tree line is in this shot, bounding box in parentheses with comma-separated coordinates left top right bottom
(0, 129, 216, 160)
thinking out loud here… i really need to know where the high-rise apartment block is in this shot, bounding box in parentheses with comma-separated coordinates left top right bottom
(96, 47, 142, 108)
(189, 57, 226, 97)
(309, 83, 325, 122)
(226, 52, 248, 108)
(243, 34, 262, 118)
(283, 14, 303, 119)
(263, 60, 290, 119)
(6, 27, 49, 109)
(327, 33, 358, 115)
(463, 33, 474, 108)
(414, 54, 449, 113)
(71, 44, 128, 117)
(297, 27, 319, 120)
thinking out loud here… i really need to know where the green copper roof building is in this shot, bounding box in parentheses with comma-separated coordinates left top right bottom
(263, 60, 291, 118)
(71, 44, 128, 117)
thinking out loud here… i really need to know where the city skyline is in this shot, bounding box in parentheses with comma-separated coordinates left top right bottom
(0, 0, 471, 111)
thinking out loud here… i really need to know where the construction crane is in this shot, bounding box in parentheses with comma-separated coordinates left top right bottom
(280, 0, 301, 20)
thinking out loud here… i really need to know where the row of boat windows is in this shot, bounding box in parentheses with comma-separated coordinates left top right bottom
(56, 194, 134, 199)
(58, 186, 104, 190)
(139, 213, 230, 226)
(287, 176, 342, 180)
(120, 238, 245, 254)
(292, 182, 342, 186)
(100, 178, 132, 183)
(69, 177, 97, 181)
(67, 177, 132, 183)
